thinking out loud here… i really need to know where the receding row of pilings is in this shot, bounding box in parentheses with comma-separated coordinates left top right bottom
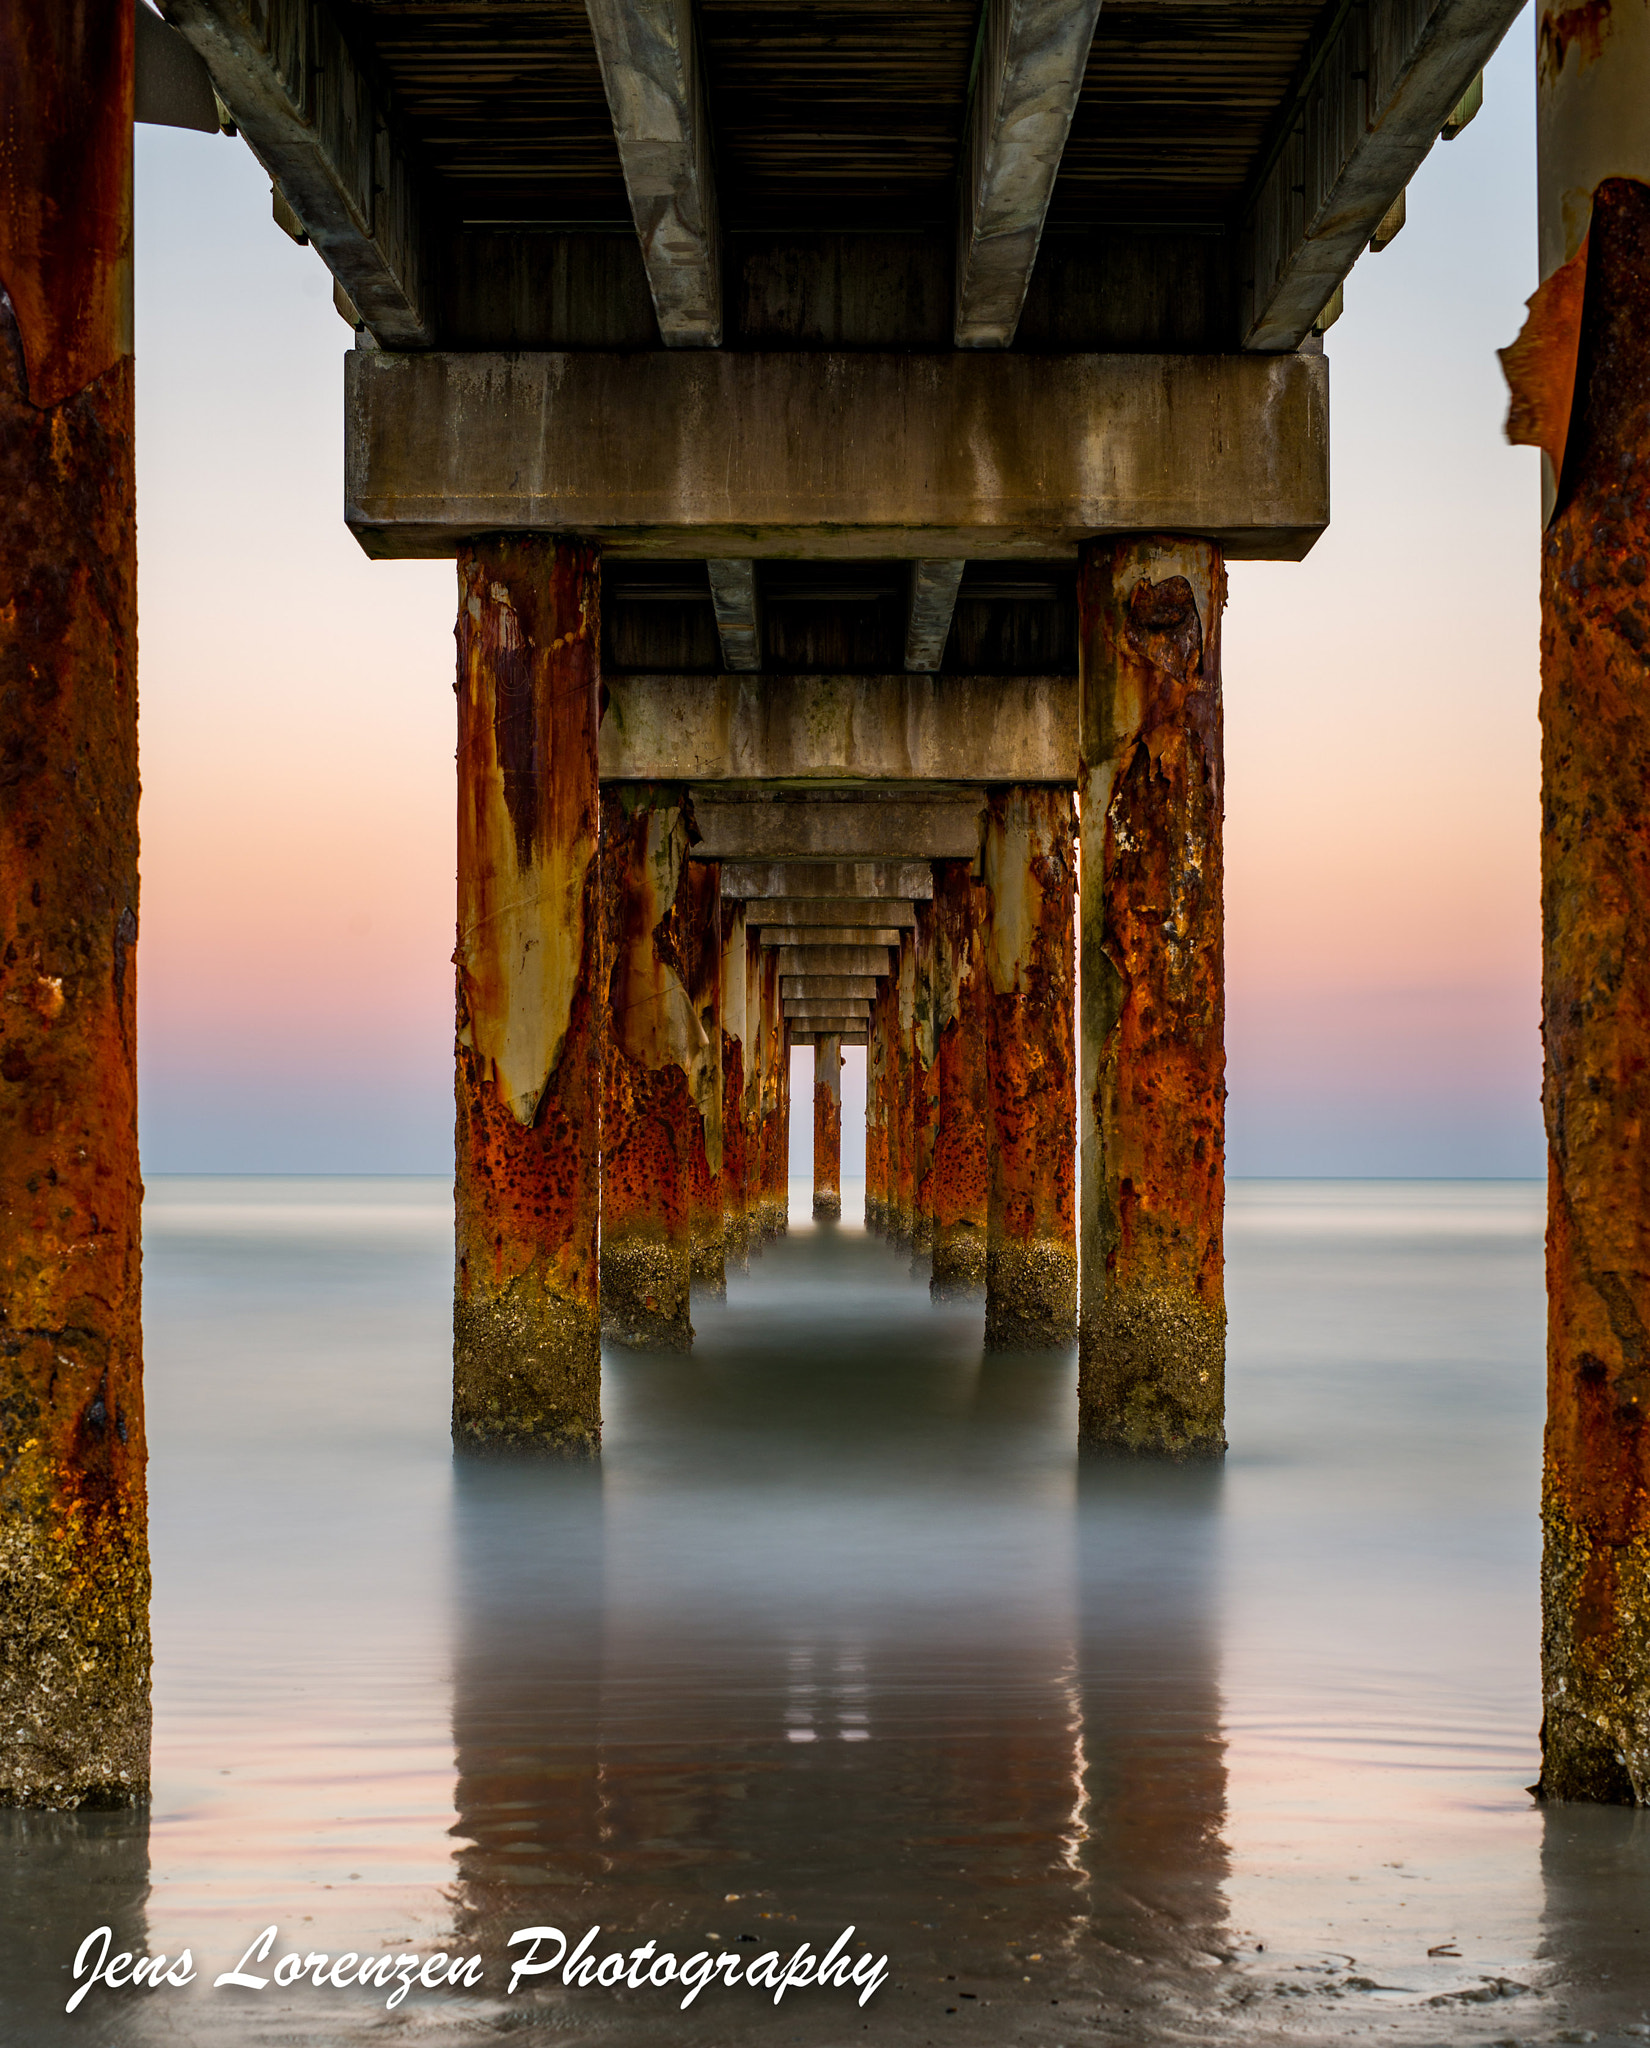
(444, 531, 1229, 1467)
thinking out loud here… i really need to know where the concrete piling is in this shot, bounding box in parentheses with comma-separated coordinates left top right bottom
(890, 931, 918, 1247)
(0, 0, 151, 1805)
(1075, 538, 1226, 1454)
(753, 948, 787, 1241)
(680, 858, 726, 1298)
(600, 786, 699, 1352)
(813, 1034, 843, 1219)
(453, 537, 605, 1451)
(930, 860, 990, 1300)
(1499, 11, 1650, 1796)
(865, 976, 891, 1232)
(912, 901, 939, 1267)
(981, 788, 1078, 1349)
(720, 898, 751, 1273)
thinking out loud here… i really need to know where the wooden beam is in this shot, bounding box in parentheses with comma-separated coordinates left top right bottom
(161, 0, 432, 347)
(706, 559, 760, 670)
(1240, 0, 1523, 351)
(905, 560, 965, 671)
(954, 0, 1105, 349)
(347, 349, 1330, 562)
(583, 0, 721, 347)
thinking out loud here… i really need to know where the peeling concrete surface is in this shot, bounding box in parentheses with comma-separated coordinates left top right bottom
(931, 861, 990, 1300)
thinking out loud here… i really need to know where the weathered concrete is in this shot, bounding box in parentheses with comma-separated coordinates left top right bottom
(1241, 0, 1523, 350)
(345, 348, 1331, 562)
(982, 787, 1078, 1348)
(453, 537, 605, 1451)
(954, 0, 1104, 348)
(720, 898, 751, 1273)
(605, 679, 1089, 790)
(679, 855, 725, 1297)
(1076, 540, 1226, 1454)
(911, 901, 940, 1264)
(755, 900, 918, 929)
(600, 786, 699, 1352)
(1518, 170, 1650, 1802)
(744, 927, 764, 1254)
(866, 977, 894, 1233)
(0, 0, 150, 1808)
(758, 926, 905, 950)
(814, 1034, 843, 1220)
(771, 945, 899, 977)
(931, 860, 991, 1300)
(797, 1031, 868, 1048)
(722, 861, 934, 901)
(691, 796, 986, 863)
(782, 975, 882, 1000)
(905, 560, 965, 670)
(584, 0, 721, 347)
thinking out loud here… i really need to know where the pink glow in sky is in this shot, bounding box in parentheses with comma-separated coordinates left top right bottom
(132, 30, 1542, 1176)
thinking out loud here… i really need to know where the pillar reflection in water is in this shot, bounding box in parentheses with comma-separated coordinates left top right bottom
(446, 1226, 1228, 2037)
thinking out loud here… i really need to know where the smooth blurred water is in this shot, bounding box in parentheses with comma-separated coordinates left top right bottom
(7, 1176, 1650, 2045)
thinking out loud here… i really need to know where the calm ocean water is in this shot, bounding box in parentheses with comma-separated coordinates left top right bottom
(5, 1175, 1649, 2045)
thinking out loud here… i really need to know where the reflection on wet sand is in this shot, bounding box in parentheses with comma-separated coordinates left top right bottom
(449, 1216, 1233, 2040)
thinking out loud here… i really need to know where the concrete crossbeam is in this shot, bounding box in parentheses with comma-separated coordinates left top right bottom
(761, 926, 904, 949)
(706, 558, 760, 670)
(691, 797, 984, 863)
(752, 900, 917, 930)
(600, 671, 1074, 783)
(721, 861, 935, 901)
(781, 976, 882, 1000)
(785, 999, 872, 1019)
(905, 560, 965, 671)
(584, 0, 721, 346)
(345, 349, 1330, 562)
(772, 946, 898, 977)
(795, 1033, 868, 1048)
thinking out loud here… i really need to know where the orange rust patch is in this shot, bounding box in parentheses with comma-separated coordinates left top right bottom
(931, 862, 990, 1286)
(1501, 236, 1590, 481)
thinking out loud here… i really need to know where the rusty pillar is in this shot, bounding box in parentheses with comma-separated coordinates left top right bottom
(0, 0, 148, 1808)
(600, 786, 700, 1352)
(679, 858, 725, 1298)
(720, 899, 751, 1274)
(930, 860, 990, 1300)
(1499, 0, 1650, 1797)
(865, 977, 891, 1233)
(1075, 538, 1226, 1453)
(911, 901, 939, 1267)
(813, 1034, 843, 1219)
(981, 788, 1077, 1349)
(454, 537, 604, 1452)
(777, 1009, 793, 1233)
(754, 948, 786, 1241)
(889, 931, 918, 1247)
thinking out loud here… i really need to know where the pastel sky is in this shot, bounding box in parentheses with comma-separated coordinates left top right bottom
(133, 21, 1542, 1178)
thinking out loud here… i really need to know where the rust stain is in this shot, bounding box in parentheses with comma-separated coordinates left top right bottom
(0, 51, 149, 1801)
(0, 0, 133, 410)
(453, 537, 603, 1450)
(1539, 0, 1614, 80)
(1077, 539, 1227, 1454)
(1501, 236, 1590, 484)
(931, 861, 990, 1298)
(982, 789, 1077, 1348)
(1537, 178, 1650, 1802)
(889, 932, 917, 1246)
(677, 856, 724, 1294)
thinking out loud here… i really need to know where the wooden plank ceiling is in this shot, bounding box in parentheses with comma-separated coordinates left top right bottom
(351, 0, 1334, 237)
